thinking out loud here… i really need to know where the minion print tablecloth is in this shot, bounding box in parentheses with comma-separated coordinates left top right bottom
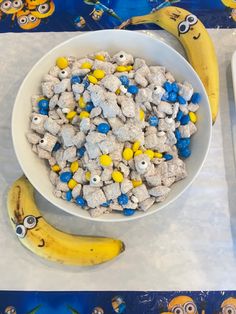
(0, 0, 235, 32)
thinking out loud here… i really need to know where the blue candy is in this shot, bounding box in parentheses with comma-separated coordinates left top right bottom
(191, 92, 201, 104)
(119, 75, 129, 87)
(85, 102, 94, 113)
(176, 110, 184, 121)
(97, 123, 110, 134)
(176, 138, 190, 150)
(172, 82, 179, 93)
(60, 172, 73, 183)
(168, 92, 178, 102)
(175, 129, 181, 141)
(52, 142, 61, 152)
(76, 196, 87, 207)
(148, 116, 159, 127)
(161, 92, 169, 101)
(178, 95, 187, 105)
(118, 194, 129, 206)
(77, 146, 86, 157)
(71, 75, 82, 85)
(181, 114, 190, 125)
(38, 108, 48, 115)
(123, 208, 135, 216)
(38, 99, 49, 111)
(66, 190, 72, 202)
(101, 200, 112, 207)
(179, 147, 191, 158)
(83, 79, 90, 89)
(164, 154, 173, 161)
(127, 85, 139, 94)
(163, 81, 172, 92)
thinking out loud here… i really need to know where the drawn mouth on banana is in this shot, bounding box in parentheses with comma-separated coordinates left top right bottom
(38, 239, 45, 248)
(193, 33, 201, 40)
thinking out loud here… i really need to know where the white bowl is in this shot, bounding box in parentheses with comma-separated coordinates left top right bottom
(12, 30, 212, 222)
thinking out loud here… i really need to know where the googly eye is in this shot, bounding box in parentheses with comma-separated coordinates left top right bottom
(222, 306, 236, 314)
(90, 175, 101, 185)
(186, 14, 198, 26)
(184, 302, 197, 314)
(32, 116, 41, 124)
(178, 21, 190, 34)
(28, 14, 37, 22)
(23, 215, 37, 229)
(18, 15, 28, 25)
(1, 1, 11, 10)
(59, 69, 69, 79)
(15, 224, 27, 238)
(165, 117, 174, 124)
(172, 306, 184, 314)
(39, 138, 47, 147)
(12, 0, 22, 8)
(138, 160, 148, 170)
(37, 3, 50, 14)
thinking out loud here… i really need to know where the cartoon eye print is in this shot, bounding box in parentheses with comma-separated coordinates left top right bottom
(184, 302, 197, 314)
(28, 14, 37, 22)
(15, 224, 27, 238)
(172, 306, 184, 314)
(37, 2, 50, 14)
(12, 0, 22, 8)
(1, 0, 12, 10)
(18, 15, 28, 24)
(178, 20, 190, 34)
(222, 306, 236, 314)
(23, 215, 37, 229)
(32, 116, 41, 124)
(185, 14, 198, 26)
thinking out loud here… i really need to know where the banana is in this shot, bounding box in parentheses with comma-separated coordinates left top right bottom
(119, 6, 219, 124)
(7, 176, 125, 266)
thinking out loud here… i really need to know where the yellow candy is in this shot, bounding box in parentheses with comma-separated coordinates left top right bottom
(85, 171, 91, 181)
(70, 161, 79, 173)
(126, 65, 133, 71)
(134, 150, 142, 156)
(132, 180, 142, 188)
(112, 170, 124, 183)
(139, 109, 145, 121)
(189, 111, 197, 123)
(93, 69, 105, 79)
(116, 65, 127, 72)
(78, 96, 86, 108)
(68, 179, 78, 189)
(144, 150, 154, 160)
(99, 154, 112, 167)
(88, 75, 98, 84)
(95, 55, 105, 61)
(132, 141, 140, 152)
(81, 62, 92, 69)
(154, 152, 163, 159)
(115, 88, 121, 95)
(79, 111, 90, 119)
(51, 164, 60, 172)
(66, 111, 77, 120)
(56, 57, 68, 69)
(122, 147, 134, 161)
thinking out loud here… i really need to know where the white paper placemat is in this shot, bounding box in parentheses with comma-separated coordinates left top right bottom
(0, 29, 236, 291)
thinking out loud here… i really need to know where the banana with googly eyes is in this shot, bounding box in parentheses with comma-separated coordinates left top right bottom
(7, 176, 125, 266)
(119, 6, 219, 124)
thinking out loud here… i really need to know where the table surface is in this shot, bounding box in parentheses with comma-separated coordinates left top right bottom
(0, 29, 236, 291)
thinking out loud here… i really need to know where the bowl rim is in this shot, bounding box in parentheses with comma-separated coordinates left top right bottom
(12, 29, 212, 222)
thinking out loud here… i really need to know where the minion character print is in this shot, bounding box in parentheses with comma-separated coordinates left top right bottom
(220, 297, 236, 314)
(4, 307, 16, 314)
(0, 0, 55, 30)
(221, 0, 236, 22)
(161, 295, 205, 314)
(111, 296, 126, 314)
